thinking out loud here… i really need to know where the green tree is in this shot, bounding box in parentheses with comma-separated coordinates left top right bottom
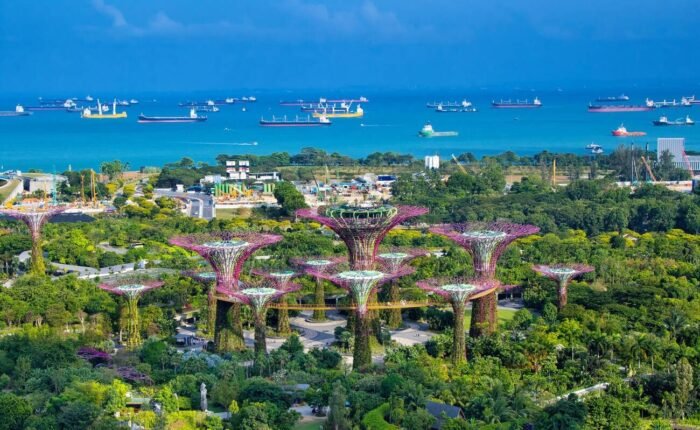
(324, 382, 351, 430)
(273, 181, 307, 217)
(100, 160, 128, 181)
(0, 393, 32, 430)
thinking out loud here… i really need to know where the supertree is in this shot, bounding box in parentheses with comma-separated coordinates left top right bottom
(417, 278, 498, 364)
(291, 256, 345, 322)
(222, 283, 300, 360)
(296, 204, 428, 270)
(183, 269, 218, 337)
(0, 206, 66, 274)
(532, 264, 594, 310)
(169, 232, 283, 352)
(252, 269, 301, 334)
(430, 222, 539, 337)
(311, 267, 413, 370)
(377, 249, 427, 328)
(98, 279, 164, 349)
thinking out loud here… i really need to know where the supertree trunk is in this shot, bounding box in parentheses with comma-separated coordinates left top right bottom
(125, 298, 141, 349)
(386, 281, 402, 329)
(215, 300, 244, 352)
(277, 302, 291, 335)
(558, 283, 568, 310)
(353, 311, 372, 370)
(452, 301, 466, 364)
(207, 286, 217, 338)
(312, 278, 326, 321)
(254, 309, 268, 358)
(469, 294, 495, 338)
(30, 234, 45, 274)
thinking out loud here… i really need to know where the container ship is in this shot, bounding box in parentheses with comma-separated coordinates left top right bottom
(312, 105, 363, 118)
(596, 94, 630, 102)
(259, 114, 331, 127)
(491, 97, 542, 108)
(588, 99, 655, 112)
(138, 109, 207, 123)
(652, 115, 694, 126)
(611, 124, 646, 137)
(0, 105, 32, 117)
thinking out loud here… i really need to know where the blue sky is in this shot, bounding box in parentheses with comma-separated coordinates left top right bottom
(1, 0, 698, 93)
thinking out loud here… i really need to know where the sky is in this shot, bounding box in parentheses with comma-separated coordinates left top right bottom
(1, 0, 699, 93)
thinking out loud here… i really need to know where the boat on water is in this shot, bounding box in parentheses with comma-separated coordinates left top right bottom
(418, 122, 458, 138)
(586, 143, 604, 154)
(138, 108, 207, 123)
(259, 114, 331, 127)
(81, 100, 127, 119)
(682, 96, 700, 105)
(435, 103, 477, 113)
(611, 124, 646, 137)
(654, 99, 691, 108)
(129, 99, 139, 105)
(325, 96, 368, 103)
(312, 105, 363, 118)
(85, 95, 94, 102)
(178, 100, 220, 107)
(427, 99, 472, 109)
(596, 94, 630, 102)
(652, 115, 694, 126)
(117, 100, 130, 107)
(0, 105, 32, 117)
(194, 105, 220, 113)
(588, 99, 655, 112)
(492, 97, 542, 108)
(279, 99, 309, 106)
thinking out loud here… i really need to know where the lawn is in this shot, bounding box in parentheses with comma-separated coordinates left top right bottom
(0, 179, 20, 203)
(464, 307, 518, 330)
(293, 419, 325, 430)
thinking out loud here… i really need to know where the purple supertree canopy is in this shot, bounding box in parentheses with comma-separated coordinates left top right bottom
(430, 222, 540, 278)
(170, 232, 283, 292)
(0, 206, 67, 237)
(417, 278, 499, 305)
(183, 269, 218, 284)
(98, 279, 164, 298)
(251, 269, 299, 288)
(224, 284, 302, 311)
(311, 266, 414, 314)
(376, 248, 429, 274)
(532, 264, 594, 286)
(291, 256, 346, 276)
(297, 204, 428, 269)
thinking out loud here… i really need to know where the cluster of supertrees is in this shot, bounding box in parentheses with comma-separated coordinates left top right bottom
(0, 206, 66, 274)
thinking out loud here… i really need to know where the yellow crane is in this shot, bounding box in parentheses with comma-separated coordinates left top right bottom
(450, 154, 468, 174)
(640, 156, 657, 182)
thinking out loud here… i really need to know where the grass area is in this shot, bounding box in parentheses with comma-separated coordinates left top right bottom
(293, 419, 325, 430)
(215, 208, 253, 220)
(464, 307, 518, 330)
(0, 179, 20, 203)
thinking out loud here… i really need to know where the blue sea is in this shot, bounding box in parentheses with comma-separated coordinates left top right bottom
(1, 89, 699, 172)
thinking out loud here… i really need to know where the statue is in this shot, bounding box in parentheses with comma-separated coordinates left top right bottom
(200, 382, 208, 412)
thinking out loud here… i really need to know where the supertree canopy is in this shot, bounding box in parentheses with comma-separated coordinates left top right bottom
(0, 206, 66, 274)
(170, 231, 283, 352)
(313, 267, 412, 370)
(417, 278, 498, 364)
(98, 279, 164, 349)
(377, 249, 427, 328)
(533, 264, 594, 310)
(297, 204, 428, 270)
(292, 256, 345, 321)
(430, 222, 539, 337)
(224, 284, 300, 359)
(252, 269, 300, 334)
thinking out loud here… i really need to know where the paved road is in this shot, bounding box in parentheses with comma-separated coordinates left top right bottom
(154, 189, 215, 220)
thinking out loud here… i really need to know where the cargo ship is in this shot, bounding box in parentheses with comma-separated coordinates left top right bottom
(492, 97, 542, 108)
(427, 99, 472, 109)
(611, 124, 646, 137)
(260, 114, 330, 127)
(418, 122, 458, 137)
(81, 100, 127, 119)
(435, 103, 477, 113)
(588, 99, 655, 112)
(279, 99, 311, 106)
(138, 108, 206, 123)
(652, 115, 694, 126)
(682, 96, 700, 105)
(326, 96, 368, 103)
(654, 99, 691, 108)
(596, 94, 630, 102)
(312, 105, 363, 118)
(0, 105, 32, 117)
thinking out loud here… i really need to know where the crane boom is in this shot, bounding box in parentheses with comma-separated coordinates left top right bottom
(682, 150, 694, 178)
(640, 156, 657, 182)
(450, 154, 468, 174)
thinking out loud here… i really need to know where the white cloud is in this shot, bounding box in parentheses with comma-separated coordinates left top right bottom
(92, 0, 127, 28)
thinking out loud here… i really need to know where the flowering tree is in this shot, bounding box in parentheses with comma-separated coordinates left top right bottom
(170, 232, 282, 352)
(0, 206, 66, 274)
(291, 256, 345, 321)
(98, 279, 164, 348)
(418, 278, 498, 364)
(430, 222, 539, 337)
(312, 267, 412, 370)
(297, 204, 427, 270)
(533, 264, 594, 309)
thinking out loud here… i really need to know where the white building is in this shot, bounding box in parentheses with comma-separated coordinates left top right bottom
(424, 155, 440, 170)
(657, 138, 700, 173)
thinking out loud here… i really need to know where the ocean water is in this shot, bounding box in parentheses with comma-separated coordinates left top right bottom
(1, 89, 699, 172)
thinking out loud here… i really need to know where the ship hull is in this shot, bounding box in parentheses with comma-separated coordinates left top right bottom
(259, 121, 330, 127)
(0, 111, 32, 117)
(138, 116, 206, 123)
(491, 104, 541, 109)
(588, 106, 653, 112)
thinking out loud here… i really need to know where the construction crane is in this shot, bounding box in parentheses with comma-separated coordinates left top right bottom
(90, 169, 97, 207)
(640, 156, 657, 182)
(450, 154, 468, 174)
(80, 174, 85, 205)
